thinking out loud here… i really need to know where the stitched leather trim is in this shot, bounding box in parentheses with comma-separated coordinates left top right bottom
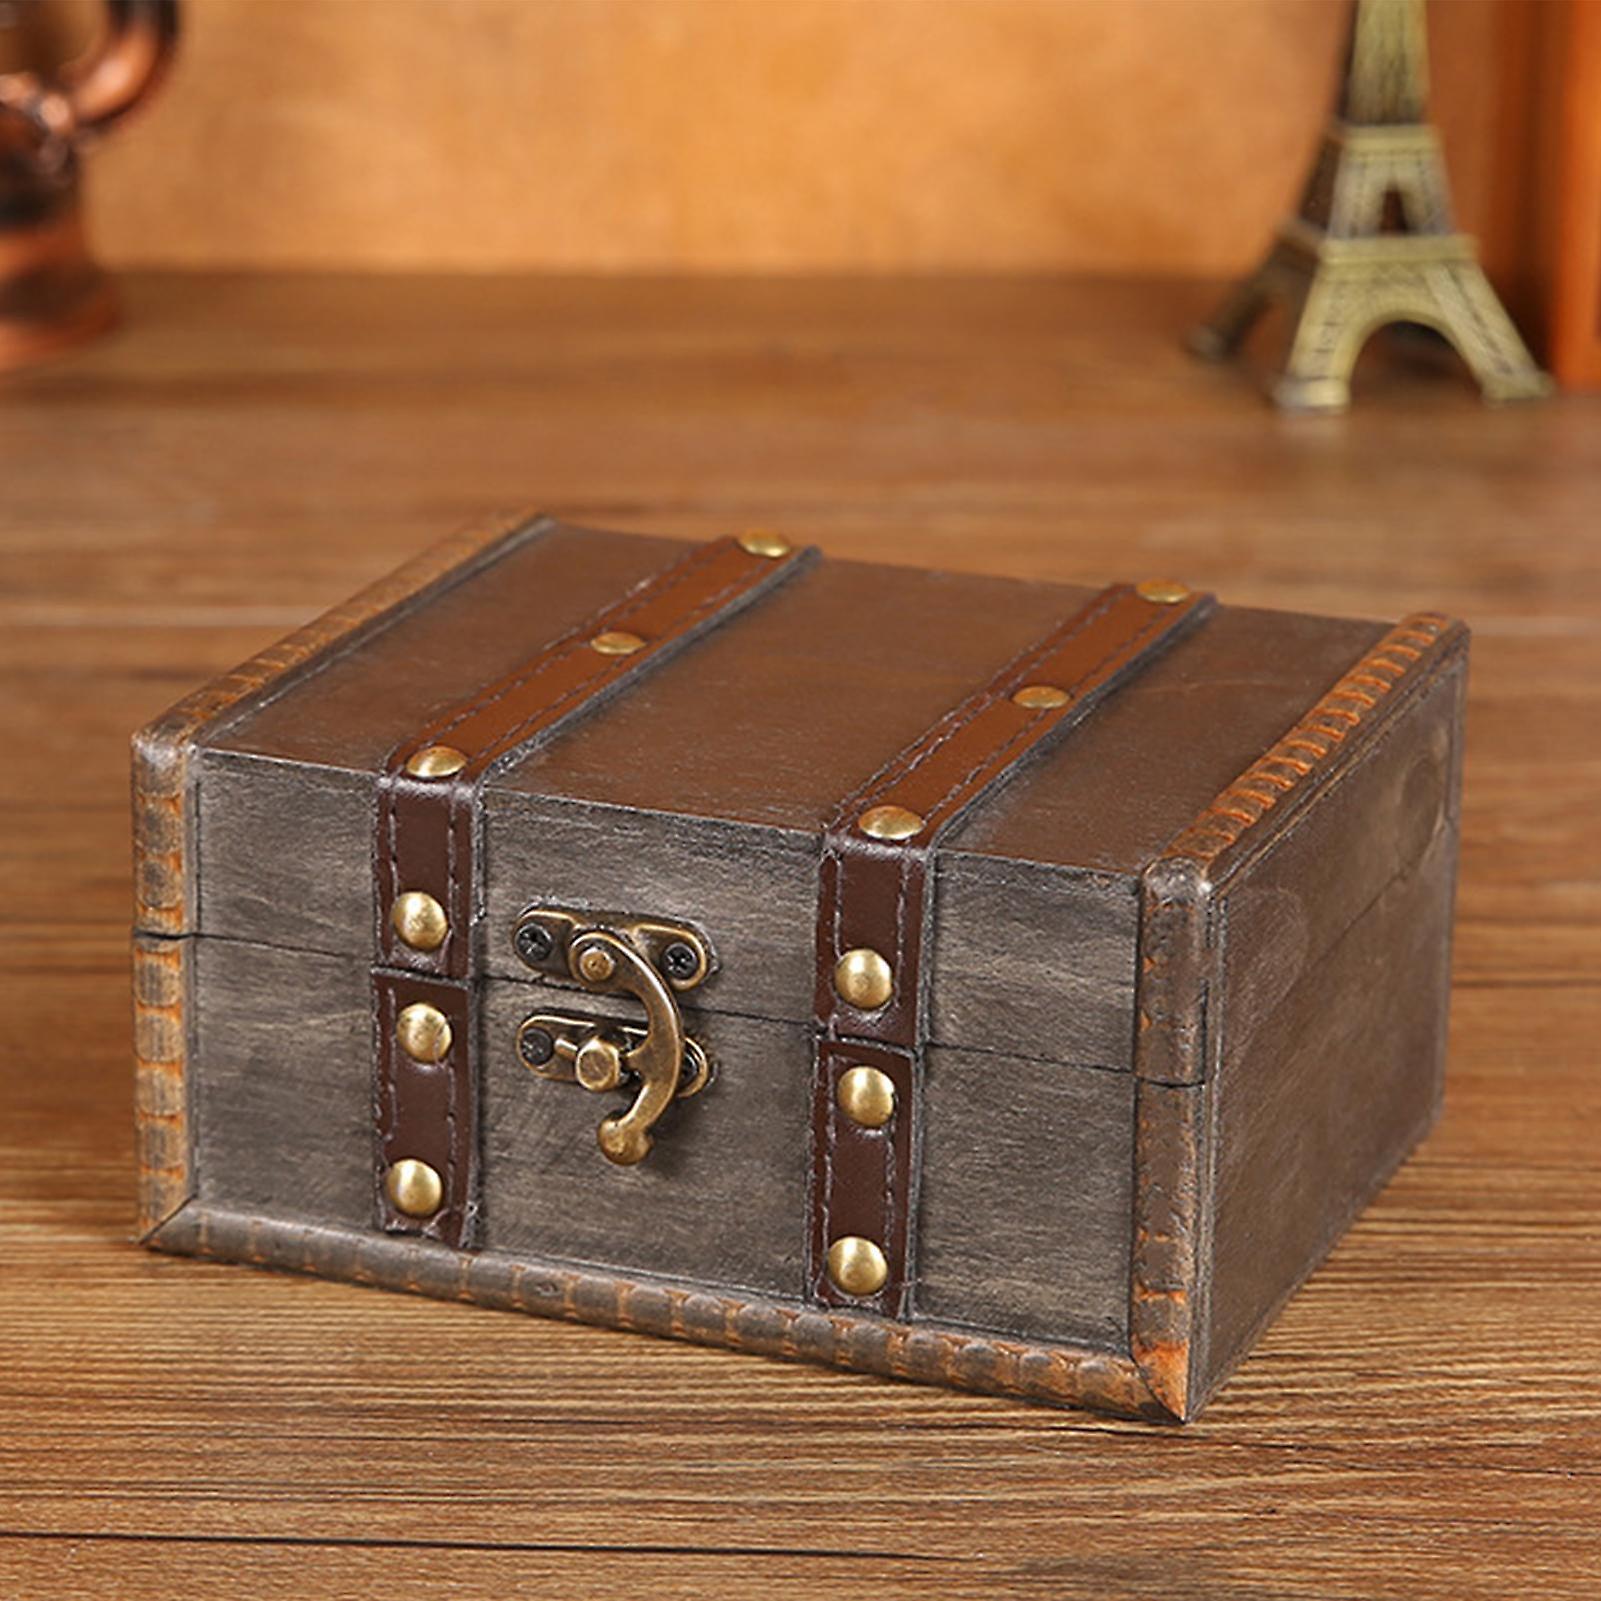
(809, 582, 1214, 1315)
(373, 972, 475, 1244)
(375, 535, 813, 980)
(809, 1038, 919, 1315)
(371, 533, 814, 1247)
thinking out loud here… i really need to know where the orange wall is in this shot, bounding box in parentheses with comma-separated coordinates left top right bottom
(19, 0, 1520, 274)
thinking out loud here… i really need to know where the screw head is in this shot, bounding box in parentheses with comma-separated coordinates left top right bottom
(514, 921, 555, 965)
(517, 1024, 555, 1068)
(834, 947, 893, 1011)
(661, 941, 701, 983)
(395, 1002, 452, 1064)
(826, 1235, 888, 1298)
(391, 891, 448, 952)
(384, 1158, 443, 1218)
(404, 744, 469, 779)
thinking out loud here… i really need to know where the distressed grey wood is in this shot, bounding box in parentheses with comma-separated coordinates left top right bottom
(928, 859, 1137, 1067)
(195, 752, 1145, 1071)
(1197, 662, 1466, 1395)
(194, 754, 372, 958)
(188, 944, 1140, 1336)
(1218, 662, 1464, 1064)
(192, 939, 374, 1230)
(480, 976, 810, 1298)
(917, 1048, 1135, 1349)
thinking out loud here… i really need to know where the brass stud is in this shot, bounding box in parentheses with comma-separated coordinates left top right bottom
(384, 1157, 443, 1218)
(404, 744, 469, 779)
(391, 891, 448, 952)
(834, 947, 893, 1011)
(590, 629, 646, 656)
(738, 530, 792, 559)
(577, 945, 618, 984)
(827, 1235, 888, 1298)
(395, 1002, 452, 1064)
(837, 1065, 896, 1129)
(857, 804, 925, 842)
(1136, 579, 1191, 605)
(1012, 684, 1070, 710)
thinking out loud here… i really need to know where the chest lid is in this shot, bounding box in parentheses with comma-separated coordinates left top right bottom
(174, 516, 1402, 1076)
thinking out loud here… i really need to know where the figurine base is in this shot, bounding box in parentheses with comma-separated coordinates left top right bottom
(1190, 118, 1553, 413)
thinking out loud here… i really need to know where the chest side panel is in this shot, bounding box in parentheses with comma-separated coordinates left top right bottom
(1197, 646, 1467, 1402)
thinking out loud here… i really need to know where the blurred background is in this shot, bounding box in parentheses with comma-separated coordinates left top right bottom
(0, 0, 1571, 304)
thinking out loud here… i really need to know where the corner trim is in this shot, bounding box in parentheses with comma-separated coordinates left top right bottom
(1159, 613, 1465, 878)
(1126, 605, 1467, 1417)
(148, 1203, 1178, 1422)
(133, 933, 193, 1238)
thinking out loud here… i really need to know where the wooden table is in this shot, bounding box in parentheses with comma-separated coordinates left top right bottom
(4, 275, 1598, 1599)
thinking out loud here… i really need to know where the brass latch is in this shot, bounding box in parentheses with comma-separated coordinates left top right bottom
(511, 908, 714, 1166)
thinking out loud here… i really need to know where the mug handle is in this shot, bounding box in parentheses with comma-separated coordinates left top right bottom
(56, 0, 179, 140)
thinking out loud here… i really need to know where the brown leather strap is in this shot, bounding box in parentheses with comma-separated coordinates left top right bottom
(373, 971, 475, 1245)
(372, 532, 814, 1246)
(809, 581, 1214, 1315)
(376, 535, 812, 981)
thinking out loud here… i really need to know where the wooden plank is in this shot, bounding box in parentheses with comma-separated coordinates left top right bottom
(479, 974, 812, 1300)
(917, 1049, 1134, 1348)
(0, 1539, 958, 1601)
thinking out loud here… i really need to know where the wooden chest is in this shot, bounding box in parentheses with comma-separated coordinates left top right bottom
(132, 517, 1466, 1421)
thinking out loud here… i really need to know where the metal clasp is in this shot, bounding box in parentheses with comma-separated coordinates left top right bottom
(511, 909, 714, 1166)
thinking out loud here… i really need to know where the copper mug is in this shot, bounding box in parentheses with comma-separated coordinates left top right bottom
(0, 0, 178, 367)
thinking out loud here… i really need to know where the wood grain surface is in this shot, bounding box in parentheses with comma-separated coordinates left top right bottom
(2, 273, 1599, 1598)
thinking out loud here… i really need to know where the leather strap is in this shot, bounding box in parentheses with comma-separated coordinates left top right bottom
(373, 972, 475, 1244)
(809, 581, 1214, 1315)
(372, 532, 814, 1246)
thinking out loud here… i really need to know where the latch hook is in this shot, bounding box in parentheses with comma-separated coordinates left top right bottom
(511, 909, 714, 1166)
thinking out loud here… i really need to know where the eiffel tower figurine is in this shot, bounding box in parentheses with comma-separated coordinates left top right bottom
(1189, 0, 1552, 411)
